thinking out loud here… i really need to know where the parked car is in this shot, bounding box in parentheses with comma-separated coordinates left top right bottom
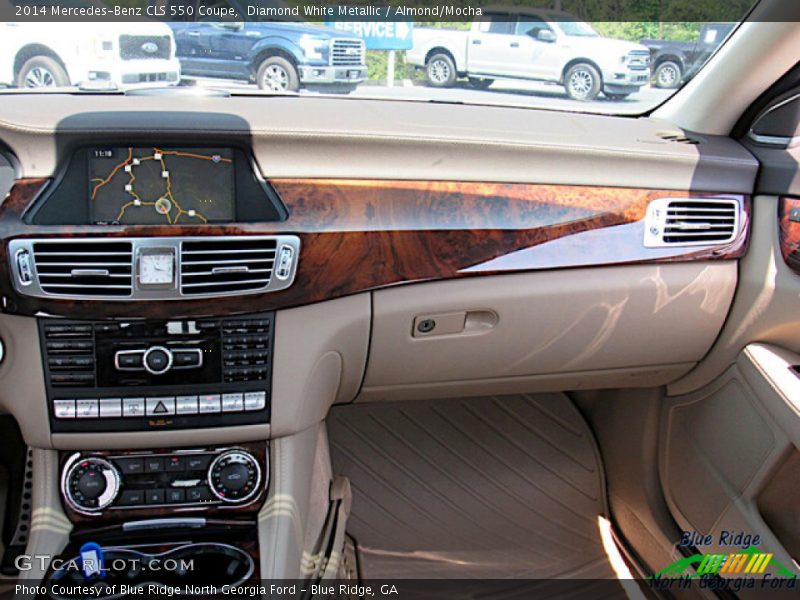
(406, 9, 651, 101)
(642, 23, 735, 89)
(0, 20, 180, 89)
(168, 17, 367, 93)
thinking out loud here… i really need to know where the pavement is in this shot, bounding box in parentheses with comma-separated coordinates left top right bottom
(185, 75, 675, 114)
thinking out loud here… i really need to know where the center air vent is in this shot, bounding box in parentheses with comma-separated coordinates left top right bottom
(8, 236, 299, 301)
(32, 241, 133, 297)
(181, 238, 280, 296)
(644, 198, 740, 248)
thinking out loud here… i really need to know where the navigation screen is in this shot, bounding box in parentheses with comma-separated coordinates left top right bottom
(88, 147, 235, 225)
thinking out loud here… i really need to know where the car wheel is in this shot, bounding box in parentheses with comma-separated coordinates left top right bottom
(654, 61, 682, 89)
(565, 63, 601, 101)
(426, 53, 456, 88)
(467, 77, 494, 90)
(17, 56, 69, 89)
(256, 56, 299, 93)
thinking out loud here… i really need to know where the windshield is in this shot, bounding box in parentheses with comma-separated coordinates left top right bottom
(557, 21, 599, 37)
(0, 0, 754, 116)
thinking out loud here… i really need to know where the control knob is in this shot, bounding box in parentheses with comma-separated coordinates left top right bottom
(207, 450, 261, 504)
(143, 346, 173, 375)
(63, 457, 120, 513)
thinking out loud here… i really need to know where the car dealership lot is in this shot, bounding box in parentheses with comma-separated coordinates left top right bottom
(185, 76, 674, 113)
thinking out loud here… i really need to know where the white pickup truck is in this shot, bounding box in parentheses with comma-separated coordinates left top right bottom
(0, 20, 180, 89)
(406, 9, 651, 101)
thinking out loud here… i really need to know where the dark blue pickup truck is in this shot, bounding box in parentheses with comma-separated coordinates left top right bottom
(166, 2, 367, 93)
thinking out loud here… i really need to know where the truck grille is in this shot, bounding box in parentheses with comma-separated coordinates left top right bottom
(119, 35, 172, 60)
(627, 51, 650, 71)
(331, 40, 364, 66)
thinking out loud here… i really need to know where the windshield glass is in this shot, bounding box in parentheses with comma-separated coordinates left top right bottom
(557, 21, 599, 37)
(0, 0, 755, 116)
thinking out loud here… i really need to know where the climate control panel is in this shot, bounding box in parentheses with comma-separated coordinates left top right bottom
(61, 445, 267, 517)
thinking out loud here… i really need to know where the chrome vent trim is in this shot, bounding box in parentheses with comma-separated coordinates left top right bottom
(7, 235, 300, 301)
(644, 198, 740, 248)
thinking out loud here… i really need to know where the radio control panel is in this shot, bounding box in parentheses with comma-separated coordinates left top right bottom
(61, 445, 267, 517)
(40, 314, 274, 433)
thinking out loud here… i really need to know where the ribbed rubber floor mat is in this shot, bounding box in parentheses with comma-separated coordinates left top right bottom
(327, 393, 613, 579)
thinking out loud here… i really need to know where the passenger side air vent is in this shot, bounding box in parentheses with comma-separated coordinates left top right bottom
(32, 241, 133, 297)
(644, 198, 740, 247)
(180, 238, 281, 296)
(41, 322, 96, 388)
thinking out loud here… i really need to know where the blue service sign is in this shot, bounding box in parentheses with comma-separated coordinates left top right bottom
(326, 21, 413, 50)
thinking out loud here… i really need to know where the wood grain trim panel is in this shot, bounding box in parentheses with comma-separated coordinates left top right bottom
(1, 178, 749, 318)
(779, 197, 800, 275)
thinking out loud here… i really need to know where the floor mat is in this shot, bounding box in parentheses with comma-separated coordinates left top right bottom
(327, 393, 614, 579)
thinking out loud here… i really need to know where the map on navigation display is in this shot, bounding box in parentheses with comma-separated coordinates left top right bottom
(89, 147, 235, 225)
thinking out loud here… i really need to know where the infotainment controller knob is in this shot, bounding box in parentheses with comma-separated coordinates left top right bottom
(208, 450, 261, 504)
(143, 346, 173, 375)
(63, 457, 120, 514)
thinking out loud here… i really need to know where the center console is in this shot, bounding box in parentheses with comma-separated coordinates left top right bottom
(40, 313, 274, 433)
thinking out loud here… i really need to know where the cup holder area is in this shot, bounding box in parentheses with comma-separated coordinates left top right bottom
(47, 542, 254, 599)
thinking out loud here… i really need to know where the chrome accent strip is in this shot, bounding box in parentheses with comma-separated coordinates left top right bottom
(123, 518, 206, 531)
(70, 268, 110, 277)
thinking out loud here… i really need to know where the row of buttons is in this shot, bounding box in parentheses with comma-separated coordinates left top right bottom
(53, 391, 267, 419)
(115, 454, 212, 475)
(117, 486, 214, 507)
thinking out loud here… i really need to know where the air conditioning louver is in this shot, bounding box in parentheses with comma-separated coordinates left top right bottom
(644, 198, 740, 248)
(8, 236, 298, 301)
(32, 241, 133, 297)
(180, 238, 278, 296)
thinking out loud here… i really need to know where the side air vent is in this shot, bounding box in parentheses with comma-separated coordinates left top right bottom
(32, 241, 133, 297)
(644, 198, 740, 247)
(181, 238, 280, 296)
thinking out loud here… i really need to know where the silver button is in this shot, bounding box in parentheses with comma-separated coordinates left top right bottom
(99, 398, 122, 418)
(221, 392, 244, 412)
(53, 399, 76, 419)
(146, 397, 175, 416)
(176, 395, 199, 415)
(123, 397, 146, 417)
(244, 391, 266, 411)
(76, 399, 99, 419)
(198, 394, 221, 414)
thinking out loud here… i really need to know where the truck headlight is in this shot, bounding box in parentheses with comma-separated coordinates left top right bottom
(298, 35, 326, 61)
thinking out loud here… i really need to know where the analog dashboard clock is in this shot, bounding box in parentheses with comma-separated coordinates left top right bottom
(137, 248, 175, 288)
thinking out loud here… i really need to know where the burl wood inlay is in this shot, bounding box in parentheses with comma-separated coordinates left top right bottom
(0, 178, 749, 318)
(779, 197, 800, 275)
